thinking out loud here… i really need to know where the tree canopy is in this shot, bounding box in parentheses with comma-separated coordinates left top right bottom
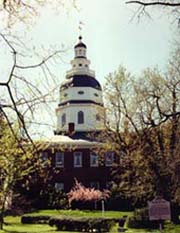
(102, 40, 180, 222)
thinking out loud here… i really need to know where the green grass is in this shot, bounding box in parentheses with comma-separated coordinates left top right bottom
(27, 209, 132, 218)
(0, 210, 180, 233)
(0, 216, 57, 233)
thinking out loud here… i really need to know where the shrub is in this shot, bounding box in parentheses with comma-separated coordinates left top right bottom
(21, 215, 50, 224)
(127, 208, 159, 229)
(49, 217, 116, 232)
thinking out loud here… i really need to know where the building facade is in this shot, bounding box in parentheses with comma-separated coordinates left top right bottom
(40, 37, 114, 192)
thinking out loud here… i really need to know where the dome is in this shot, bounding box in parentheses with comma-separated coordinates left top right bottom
(74, 36, 87, 49)
(60, 75, 102, 91)
(74, 42, 87, 49)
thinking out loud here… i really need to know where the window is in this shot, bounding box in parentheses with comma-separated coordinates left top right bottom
(79, 63, 82, 66)
(63, 93, 68, 97)
(40, 151, 48, 167)
(94, 93, 99, 97)
(74, 152, 82, 167)
(105, 152, 114, 167)
(78, 91, 84, 95)
(78, 111, 84, 124)
(62, 113, 66, 127)
(96, 114, 101, 121)
(55, 182, 64, 191)
(55, 152, 64, 168)
(90, 152, 98, 167)
(90, 182, 100, 189)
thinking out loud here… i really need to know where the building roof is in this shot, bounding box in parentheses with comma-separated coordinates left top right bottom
(60, 75, 102, 91)
(36, 135, 101, 149)
(74, 42, 87, 49)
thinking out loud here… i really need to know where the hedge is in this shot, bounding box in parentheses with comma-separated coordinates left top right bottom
(49, 217, 116, 232)
(21, 215, 50, 224)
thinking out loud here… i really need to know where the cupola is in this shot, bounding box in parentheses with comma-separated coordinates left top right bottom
(55, 36, 105, 136)
(74, 36, 87, 58)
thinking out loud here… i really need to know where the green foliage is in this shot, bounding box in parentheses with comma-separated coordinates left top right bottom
(103, 43, 180, 212)
(0, 119, 34, 229)
(127, 208, 159, 229)
(49, 216, 116, 232)
(39, 186, 69, 209)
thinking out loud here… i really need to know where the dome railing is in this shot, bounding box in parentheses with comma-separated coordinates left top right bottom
(66, 68, 95, 78)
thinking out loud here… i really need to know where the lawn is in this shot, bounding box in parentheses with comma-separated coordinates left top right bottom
(26, 209, 132, 218)
(0, 210, 180, 233)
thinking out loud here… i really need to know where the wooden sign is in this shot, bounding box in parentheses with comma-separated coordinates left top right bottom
(148, 197, 171, 221)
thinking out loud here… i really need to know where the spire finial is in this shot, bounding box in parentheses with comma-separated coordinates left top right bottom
(79, 35, 82, 41)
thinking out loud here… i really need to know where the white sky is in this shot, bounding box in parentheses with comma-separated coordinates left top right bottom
(0, 0, 176, 137)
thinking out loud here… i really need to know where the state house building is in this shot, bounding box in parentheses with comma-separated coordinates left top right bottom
(39, 36, 115, 192)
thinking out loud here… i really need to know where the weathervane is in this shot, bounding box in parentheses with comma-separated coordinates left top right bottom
(78, 21, 84, 38)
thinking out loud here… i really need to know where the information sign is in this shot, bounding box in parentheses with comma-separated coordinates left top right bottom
(148, 197, 171, 221)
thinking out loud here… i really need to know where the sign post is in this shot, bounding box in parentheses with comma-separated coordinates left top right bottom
(148, 197, 171, 233)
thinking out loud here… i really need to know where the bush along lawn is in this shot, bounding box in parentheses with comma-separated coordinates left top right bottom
(49, 217, 116, 232)
(1, 210, 130, 233)
(1, 210, 180, 233)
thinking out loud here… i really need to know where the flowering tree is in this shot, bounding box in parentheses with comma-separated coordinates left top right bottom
(67, 180, 110, 215)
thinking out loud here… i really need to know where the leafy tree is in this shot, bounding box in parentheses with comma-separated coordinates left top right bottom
(67, 180, 110, 214)
(102, 43, 180, 222)
(0, 117, 35, 230)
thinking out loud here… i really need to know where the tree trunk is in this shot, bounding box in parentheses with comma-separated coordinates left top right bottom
(0, 209, 5, 230)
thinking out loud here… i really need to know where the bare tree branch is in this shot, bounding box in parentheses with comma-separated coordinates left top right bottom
(126, 1, 180, 7)
(0, 32, 62, 144)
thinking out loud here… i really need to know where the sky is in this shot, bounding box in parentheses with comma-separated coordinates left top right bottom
(0, 0, 176, 138)
(28, 0, 174, 81)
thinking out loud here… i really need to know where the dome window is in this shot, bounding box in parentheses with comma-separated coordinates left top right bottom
(78, 111, 84, 124)
(94, 93, 99, 97)
(62, 113, 66, 127)
(79, 64, 82, 67)
(64, 93, 68, 97)
(96, 114, 101, 121)
(78, 91, 84, 95)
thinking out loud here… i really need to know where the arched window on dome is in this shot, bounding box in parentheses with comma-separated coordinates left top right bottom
(62, 113, 66, 127)
(78, 111, 84, 124)
(96, 114, 101, 121)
